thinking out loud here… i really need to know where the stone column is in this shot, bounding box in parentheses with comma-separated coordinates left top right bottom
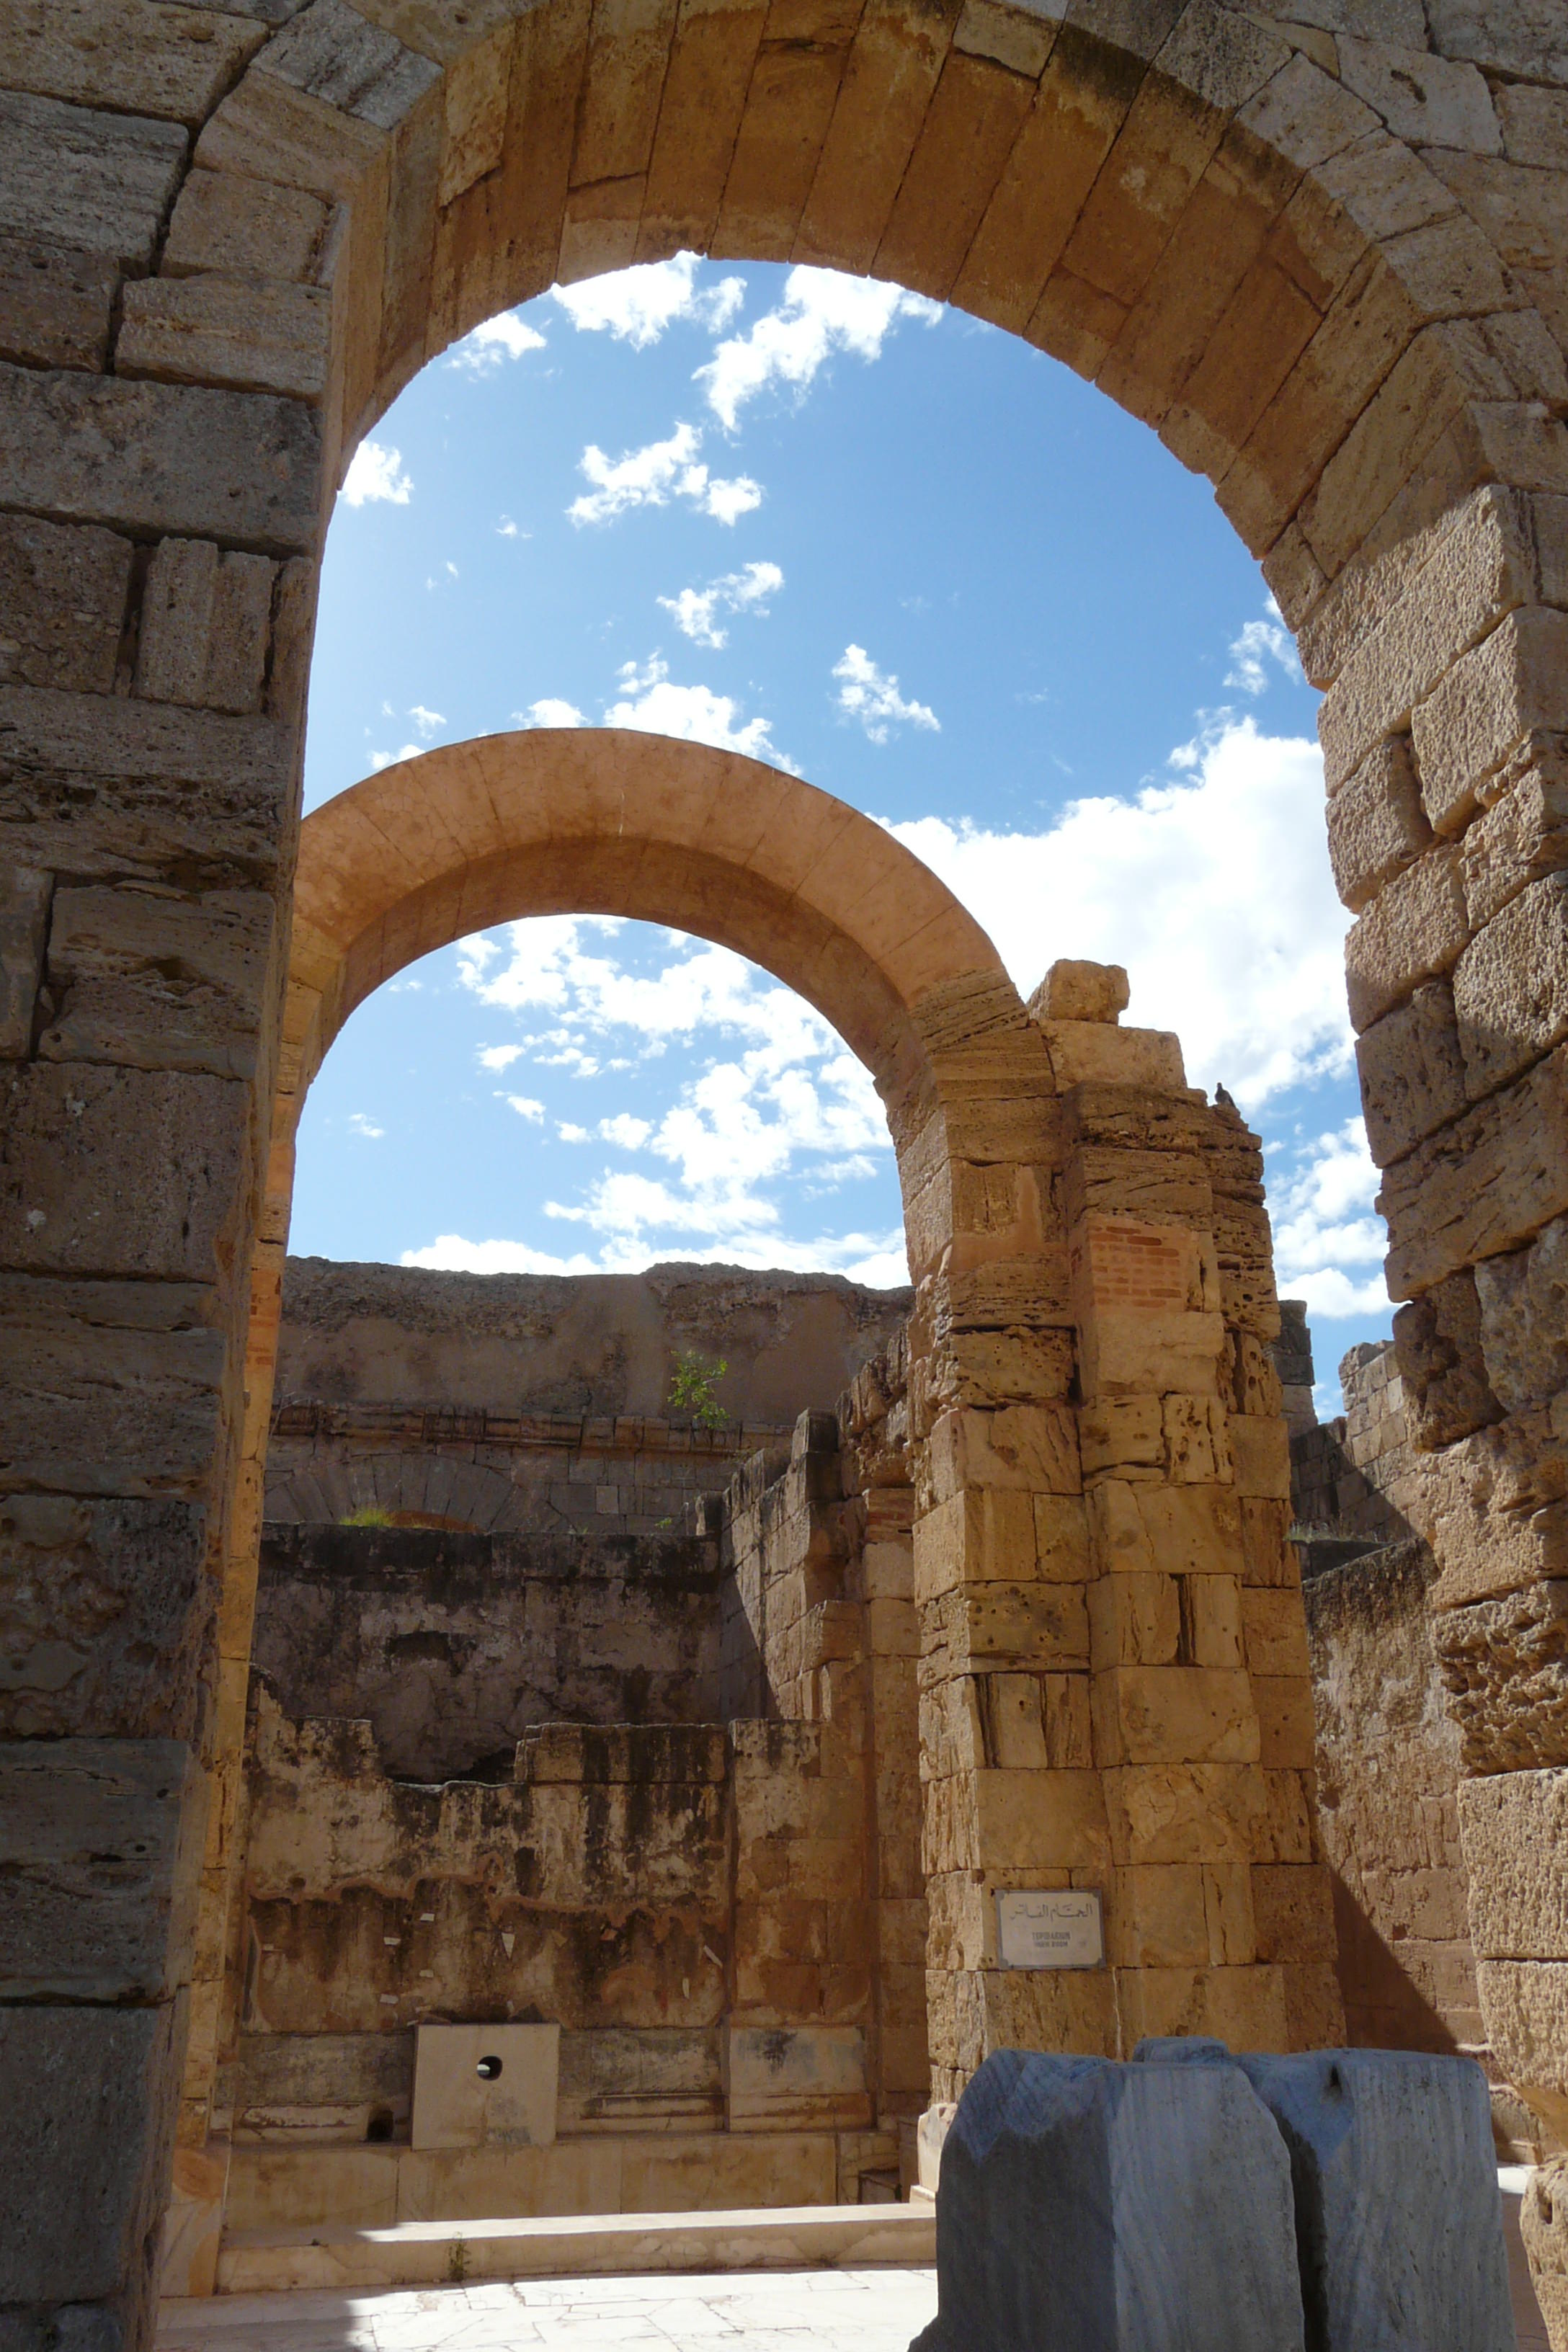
(907, 963, 1340, 2097)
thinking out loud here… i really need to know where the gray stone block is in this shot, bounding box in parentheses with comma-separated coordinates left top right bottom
(0, 1996, 184, 2304)
(0, 1738, 205, 2000)
(1238, 2048, 1515, 2350)
(913, 2048, 1306, 2352)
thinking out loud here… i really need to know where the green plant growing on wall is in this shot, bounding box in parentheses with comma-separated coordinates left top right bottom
(342, 1505, 394, 1525)
(668, 1348, 730, 1430)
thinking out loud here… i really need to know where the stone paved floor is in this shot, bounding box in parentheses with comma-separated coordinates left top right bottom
(158, 2212, 1552, 2351)
(157, 2269, 940, 2352)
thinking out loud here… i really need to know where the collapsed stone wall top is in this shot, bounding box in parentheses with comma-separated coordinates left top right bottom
(277, 1257, 912, 1425)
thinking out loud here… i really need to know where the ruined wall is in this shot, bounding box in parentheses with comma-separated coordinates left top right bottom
(275, 1257, 911, 1425)
(252, 1520, 726, 1781)
(1291, 1337, 1419, 1557)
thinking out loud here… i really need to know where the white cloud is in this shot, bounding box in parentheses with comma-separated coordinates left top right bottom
(504, 1094, 545, 1121)
(451, 916, 904, 1282)
(697, 267, 941, 431)
(340, 440, 412, 507)
(569, 422, 762, 528)
(659, 561, 783, 649)
(496, 517, 529, 538)
(888, 715, 1350, 1111)
(368, 742, 425, 771)
(552, 254, 745, 349)
(520, 697, 585, 728)
(446, 309, 548, 375)
(409, 704, 445, 737)
(602, 655, 795, 769)
(478, 1044, 525, 1070)
(404, 1235, 603, 1275)
(1226, 603, 1301, 697)
(833, 644, 940, 743)
(558, 1122, 590, 1143)
(1270, 1118, 1389, 1318)
(347, 1112, 385, 1138)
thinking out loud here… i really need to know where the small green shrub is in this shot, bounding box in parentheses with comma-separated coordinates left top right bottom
(668, 1348, 730, 1429)
(342, 1505, 394, 1525)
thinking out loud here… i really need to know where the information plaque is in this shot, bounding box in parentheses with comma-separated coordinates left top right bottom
(995, 1889, 1104, 1969)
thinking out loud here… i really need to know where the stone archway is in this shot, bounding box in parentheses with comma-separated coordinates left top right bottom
(3, 1, 1567, 2339)
(182, 727, 1335, 2243)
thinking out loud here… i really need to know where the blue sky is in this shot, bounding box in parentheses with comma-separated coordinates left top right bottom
(296, 256, 1391, 1411)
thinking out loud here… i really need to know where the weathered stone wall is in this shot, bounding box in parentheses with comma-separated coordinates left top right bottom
(252, 1520, 726, 1781)
(1291, 1335, 1419, 1554)
(274, 1257, 912, 1427)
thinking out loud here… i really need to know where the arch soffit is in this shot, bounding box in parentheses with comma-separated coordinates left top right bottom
(193, 0, 1551, 610)
(283, 729, 1013, 1134)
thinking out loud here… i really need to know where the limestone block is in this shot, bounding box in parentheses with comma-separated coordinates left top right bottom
(1355, 982, 1467, 1165)
(1089, 1572, 1182, 1669)
(1343, 840, 1469, 1030)
(259, 0, 442, 131)
(0, 514, 133, 694)
(922, 1582, 1089, 1675)
(1238, 2048, 1513, 2351)
(1391, 1268, 1501, 1448)
(1118, 1964, 1288, 2051)
(118, 275, 333, 401)
(0, 1995, 184, 2306)
(1463, 759, 1568, 932)
(1242, 1588, 1311, 1680)
(1107, 1862, 1210, 1969)
(723, 2023, 868, 2132)
(1240, 1496, 1296, 1589)
(1458, 1768, 1568, 1959)
(41, 883, 279, 1082)
(1079, 1309, 1225, 1406)
(927, 1404, 1081, 1501)
(1336, 34, 1498, 149)
(164, 168, 331, 281)
(1092, 1665, 1260, 1766)
(0, 91, 187, 267)
(1453, 871, 1568, 1097)
(0, 1494, 210, 1742)
(411, 2023, 559, 2150)
(0, 367, 321, 552)
(0, 1738, 205, 2000)
(1432, 1580, 1568, 1773)
(924, 1765, 1110, 1876)
(0, 230, 119, 371)
(0, 685, 296, 888)
(1105, 1760, 1268, 1866)
(136, 538, 276, 713)
(1404, 1408, 1568, 1611)
(913, 2046, 1304, 2352)
(1474, 1213, 1568, 1409)
(1230, 1415, 1290, 1500)
(0, 0, 265, 123)
(1474, 1962, 1568, 2131)
(1038, 1020, 1187, 1090)
(0, 863, 50, 1060)
(1325, 736, 1433, 912)
(1028, 959, 1130, 1023)
(0, 1060, 251, 1283)
(1414, 608, 1568, 837)
(1087, 1479, 1245, 1581)
(158, 2141, 229, 2299)
(0, 1272, 231, 1499)
(1317, 487, 1536, 791)
(1381, 1043, 1568, 1297)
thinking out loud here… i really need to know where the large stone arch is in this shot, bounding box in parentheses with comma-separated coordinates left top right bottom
(4, 0, 1568, 2338)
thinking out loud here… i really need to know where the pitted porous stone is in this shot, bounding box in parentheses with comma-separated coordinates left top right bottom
(1238, 2048, 1514, 2351)
(912, 2047, 1305, 2352)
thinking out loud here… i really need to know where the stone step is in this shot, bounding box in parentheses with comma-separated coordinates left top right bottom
(215, 2201, 935, 2294)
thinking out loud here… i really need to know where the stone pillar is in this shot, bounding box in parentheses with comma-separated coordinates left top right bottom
(907, 964, 1340, 2096)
